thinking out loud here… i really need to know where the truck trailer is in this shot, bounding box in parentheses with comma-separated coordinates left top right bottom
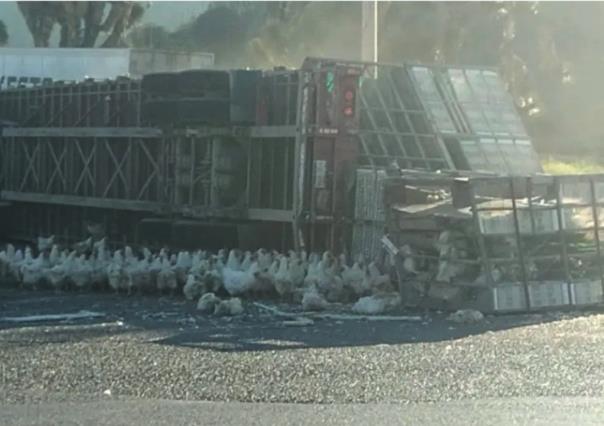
(0, 57, 543, 256)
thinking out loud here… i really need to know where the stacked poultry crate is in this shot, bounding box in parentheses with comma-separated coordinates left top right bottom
(383, 173, 604, 312)
(141, 70, 232, 126)
(352, 167, 388, 260)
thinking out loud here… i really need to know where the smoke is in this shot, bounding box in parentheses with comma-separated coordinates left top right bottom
(128, 2, 361, 68)
(126, 1, 604, 156)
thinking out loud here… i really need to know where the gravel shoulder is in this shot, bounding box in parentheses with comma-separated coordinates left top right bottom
(2, 287, 604, 405)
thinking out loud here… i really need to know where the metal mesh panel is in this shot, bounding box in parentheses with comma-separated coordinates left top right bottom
(358, 65, 451, 171)
(356, 61, 541, 176)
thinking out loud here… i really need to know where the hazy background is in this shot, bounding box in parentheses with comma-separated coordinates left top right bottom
(1, 1, 603, 159)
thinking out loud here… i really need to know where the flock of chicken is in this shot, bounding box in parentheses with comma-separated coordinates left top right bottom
(0, 236, 403, 315)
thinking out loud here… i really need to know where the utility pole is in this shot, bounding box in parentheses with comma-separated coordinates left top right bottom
(361, 0, 378, 63)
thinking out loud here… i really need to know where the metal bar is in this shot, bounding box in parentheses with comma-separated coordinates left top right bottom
(269, 140, 275, 208)
(249, 125, 298, 138)
(189, 137, 195, 205)
(554, 176, 573, 303)
(72, 97, 101, 126)
(45, 99, 72, 127)
(1, 190, 163, 212)
(247, 208, 293, 222)
(18, 141, 39, 192)
(358, 88, 393, 166)
(468, 179, 493, 286)
(245, 137, 252, 207)
(384, 70, 428, 167)
(3, 127, 162, 138)
(283, 141, 290, 209)
(509, 177, 531, 310)
(44, 139, 67, 193)
(101, 139, 129, 198)
(405, 67, 456, 169)
(589, 178, 604, 299)
(527, 177, 536, 235)
(73, 139, 95, 195)
(292, 70, 310, 251)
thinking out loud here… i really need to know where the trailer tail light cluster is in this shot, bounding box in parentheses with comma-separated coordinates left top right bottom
(337, 72, 360, 128)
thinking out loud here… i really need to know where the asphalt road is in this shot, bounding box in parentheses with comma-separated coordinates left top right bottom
(2, 287, 604, 425)
(3, 397, 604, 426)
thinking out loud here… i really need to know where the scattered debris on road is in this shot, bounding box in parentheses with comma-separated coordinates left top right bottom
(447, 309, 485, 323)
(0, 310, 104, 323)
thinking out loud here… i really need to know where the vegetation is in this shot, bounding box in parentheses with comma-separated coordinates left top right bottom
(541, 156, 604, 175)
(17, 2, 147, 47)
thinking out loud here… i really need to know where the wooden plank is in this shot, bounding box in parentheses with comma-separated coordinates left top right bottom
(1, 190, 164, 212)
(2, 127, 162, 138)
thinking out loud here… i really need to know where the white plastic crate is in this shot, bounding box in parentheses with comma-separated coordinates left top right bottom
(570, 280, 604, 306)
(528, 281, 571, 308)
(491, 283, 527, 312)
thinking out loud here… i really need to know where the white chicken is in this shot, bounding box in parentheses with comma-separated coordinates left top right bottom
(365, 261, 393, 294)
(222, 260, 261, 296)
(273, 255, 294, 299)
(301, 285, 329, 311)
(20, 252, 47, 290)
(173, 251, 192, 287)
(8, 248, 24, 282)
(73, 237, 93, 255)
(46, 251, 76, 292)
(157, 257, 177, 295)
(147, 256, 161, 288)
(288, 251, 306, 288)
(342, 260, 368, 296)
(48, 244, 61, 268)
(71, 254, 94, 291)
(317, 252, 344, 302)
(352, 292, 401, 315)
(37, 235, 54, 253)
(125, 250, 152, 295)
(183, 273, 204, 301)
(89, 243, 109, 289)
(203, 257, 224, 294)
(256, 248, 273, 272)
(303, 253, 321, 288)
(214, 297, 244, 316)
(240, 251, 253, 272)
(197, 292, 220, 313)
(225, 249, 242, 271)
(107, 250, 128, 293)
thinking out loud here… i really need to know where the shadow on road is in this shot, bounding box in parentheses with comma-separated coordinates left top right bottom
(2, 286, 602, 353)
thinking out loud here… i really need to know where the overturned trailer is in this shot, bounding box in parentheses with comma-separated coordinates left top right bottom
(1, 55, 597, 311)
(0, 57, 541, 253)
